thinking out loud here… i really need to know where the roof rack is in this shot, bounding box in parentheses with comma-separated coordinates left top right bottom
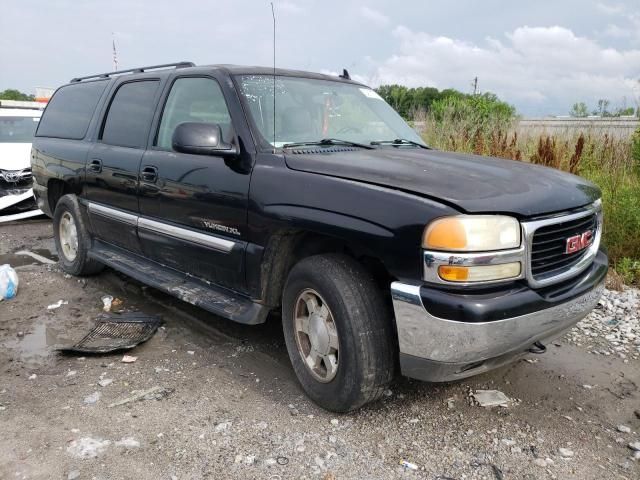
(70, 61, 195, 83)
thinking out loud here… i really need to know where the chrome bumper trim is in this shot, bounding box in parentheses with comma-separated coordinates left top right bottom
(391, 279, 604, 366)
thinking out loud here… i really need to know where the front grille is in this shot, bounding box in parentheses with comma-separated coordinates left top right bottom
(0, 168, 32, 188)
(530, 213, 597, 280)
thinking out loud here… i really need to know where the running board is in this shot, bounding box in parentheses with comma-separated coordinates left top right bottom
(89, 241, 269, 325)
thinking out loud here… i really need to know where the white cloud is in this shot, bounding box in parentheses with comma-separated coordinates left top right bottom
(370, 25, 640, 114)
(360, 6, 389, 27)
(596, 2, 625, 15)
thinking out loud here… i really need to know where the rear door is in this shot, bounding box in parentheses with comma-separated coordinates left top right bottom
(137, 74, 250, 291)
(85, 79, 161, 253)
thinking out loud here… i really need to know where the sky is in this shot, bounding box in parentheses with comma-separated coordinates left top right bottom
(1, 0, 639, 116)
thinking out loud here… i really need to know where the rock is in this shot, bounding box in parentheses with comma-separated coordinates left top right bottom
(115, 437, 140, 449)
(558, 447, 574, 458)
(67, 471, 80, 480)
(628, 441, 640, 452)
(264, 458, 277, 466)
(501, 439, 516, 447)
(330, 419, 339, 426)
(83, 391, 101, 405)
(67, 437, 111, 459)
(617, 425, 631, 433)
(28, 374, 37, 380)
(533, 458, 548, 467)
(244, 455, 256, 465)
(214, 421, 231, 433)
(66, 370, 77, 377)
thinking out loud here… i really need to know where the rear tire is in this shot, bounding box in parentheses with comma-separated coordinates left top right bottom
(282, 254, 395, 412)
(53, 194, 103, 276)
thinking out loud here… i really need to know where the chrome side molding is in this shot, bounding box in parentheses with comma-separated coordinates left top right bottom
(86, 201, 236, 253)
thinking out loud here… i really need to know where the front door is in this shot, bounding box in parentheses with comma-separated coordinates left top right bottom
(85, 79, 161, 253)
(137, 75, 251, 291)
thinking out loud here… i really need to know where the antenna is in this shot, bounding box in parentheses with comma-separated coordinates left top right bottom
(271, 2, 276, 153)
(112, 33, 119, 71)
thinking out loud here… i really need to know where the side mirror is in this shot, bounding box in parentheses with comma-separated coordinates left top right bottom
(171, 122, 238, 157)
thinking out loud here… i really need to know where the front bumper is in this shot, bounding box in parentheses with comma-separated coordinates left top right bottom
(392, 249, 607, 382)
(0, 187, 43, 223)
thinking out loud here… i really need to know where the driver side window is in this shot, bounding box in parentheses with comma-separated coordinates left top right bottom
(156, 77, 232, 151)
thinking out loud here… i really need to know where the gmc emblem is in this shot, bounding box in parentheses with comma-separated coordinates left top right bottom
(565, 231, 593, 254)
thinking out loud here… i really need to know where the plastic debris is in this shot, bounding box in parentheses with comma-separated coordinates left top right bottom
(121, 355, 138, 363)
(101, 295, 113, 312)
(108, 386, 173, 408)
(472, 389, 511, 407)
(400, 460, 419, 471)
(83, 391, 101, 405)
(0, 265, 19, 300)
(47, 299, 68, 310)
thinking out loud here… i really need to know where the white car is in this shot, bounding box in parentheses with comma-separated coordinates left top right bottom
(0, 100, 44, 222)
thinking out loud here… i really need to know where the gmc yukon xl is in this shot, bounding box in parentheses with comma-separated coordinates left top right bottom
(31, 62, 607, 412)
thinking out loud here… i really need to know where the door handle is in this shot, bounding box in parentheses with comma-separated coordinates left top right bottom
(88, 158, 102, 173)
(141, 165, 158, 183)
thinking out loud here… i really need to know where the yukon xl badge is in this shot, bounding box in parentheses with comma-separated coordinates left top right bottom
(201, 220, 241, 236)
(565, 230, 593, 254)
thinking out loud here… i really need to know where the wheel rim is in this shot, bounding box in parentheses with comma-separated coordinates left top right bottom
(293, 289, 339, 383)
(59, 211, 79, 261)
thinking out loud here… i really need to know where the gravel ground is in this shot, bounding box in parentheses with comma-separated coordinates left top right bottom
(1, 219, 640, 480)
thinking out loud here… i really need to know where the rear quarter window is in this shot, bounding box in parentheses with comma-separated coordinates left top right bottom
(36, 80, 108, 139)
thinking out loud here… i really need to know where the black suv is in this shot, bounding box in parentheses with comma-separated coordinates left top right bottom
(32, 62, 607, 412)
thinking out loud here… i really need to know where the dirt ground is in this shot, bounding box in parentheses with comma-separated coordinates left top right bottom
(1, 219, 639, 480)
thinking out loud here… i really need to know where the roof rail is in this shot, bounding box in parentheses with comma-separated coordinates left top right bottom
(70, 61, 195, 82)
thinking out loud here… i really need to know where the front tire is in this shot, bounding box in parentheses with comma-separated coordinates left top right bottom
(282, 254, 395, 412)
(53, 194, 103, 276)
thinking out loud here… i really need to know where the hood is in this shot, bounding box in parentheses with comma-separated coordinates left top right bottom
(284, 148, 600, 217)
(0, 143, 32, 171)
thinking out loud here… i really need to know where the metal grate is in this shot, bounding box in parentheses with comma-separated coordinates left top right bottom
(59, 312, 162, 354)
(530, 213, 597, 279)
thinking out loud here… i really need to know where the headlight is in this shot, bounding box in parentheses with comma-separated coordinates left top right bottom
(423, 215, 521, 252)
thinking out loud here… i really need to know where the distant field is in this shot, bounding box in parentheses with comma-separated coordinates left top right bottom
(415, 117, 639, 139)
(516, 117, 639, 139)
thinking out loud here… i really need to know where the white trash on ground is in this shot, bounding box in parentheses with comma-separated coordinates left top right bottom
(0, 264, 19, 300)
(471, 389, 511, 407)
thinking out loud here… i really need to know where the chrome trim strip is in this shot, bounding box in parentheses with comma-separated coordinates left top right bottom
(423, 246, 525, 286)
(391, 279, 604, 366)
(522, 200, 602, 288)
(86, 201, 236, 253)
(88, 202, 138, 226)
(138, 217, 235, 253)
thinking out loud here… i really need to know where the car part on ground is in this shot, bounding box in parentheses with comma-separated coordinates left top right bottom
(58, 311, 162, 354)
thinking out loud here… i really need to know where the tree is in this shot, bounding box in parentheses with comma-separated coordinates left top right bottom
(570, 102, 589, 117)
(0, 89, 35, 101)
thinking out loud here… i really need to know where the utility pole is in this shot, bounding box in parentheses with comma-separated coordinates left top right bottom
(472, 77, 478, 95)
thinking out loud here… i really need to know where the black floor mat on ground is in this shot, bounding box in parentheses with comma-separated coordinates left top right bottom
(58, 312, 162, 354)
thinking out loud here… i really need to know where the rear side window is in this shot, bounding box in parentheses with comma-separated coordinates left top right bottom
(36, 81, 107, 139)
(101, 80, 159, 148)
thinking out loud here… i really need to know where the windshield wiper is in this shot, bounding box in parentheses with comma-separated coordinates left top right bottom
(282, 138, 374, 150)
(370, 138, 431, 149)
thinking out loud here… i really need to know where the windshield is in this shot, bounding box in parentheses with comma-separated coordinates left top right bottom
(237, 75, 425, 148)
(0, 116, 40, 143)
